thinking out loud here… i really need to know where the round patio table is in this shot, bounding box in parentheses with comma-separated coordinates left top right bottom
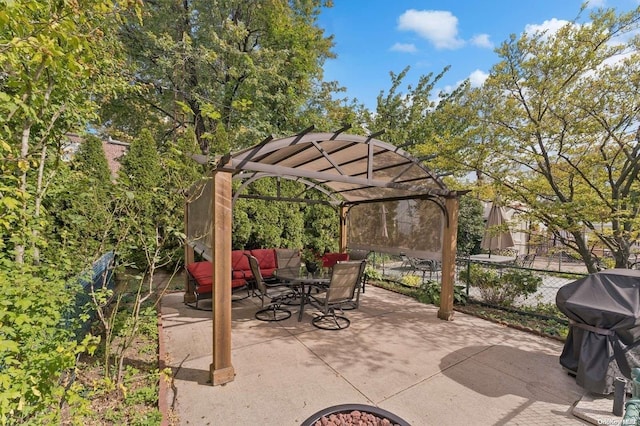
(275, 269, 329, 322)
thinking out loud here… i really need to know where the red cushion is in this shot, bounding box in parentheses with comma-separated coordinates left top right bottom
(232, 270, 247, 280)
(251, 249, 277, 269)
(187, 261, 246, 294)
(251, 249, 277, 278)
(232, 250, 252, 279)
(197, 284, 212, 294)
(187, 261, 213, 281)
(232, 278, 247, 289)
(321, 253, 349, 268)
(194, 280, 246, 295)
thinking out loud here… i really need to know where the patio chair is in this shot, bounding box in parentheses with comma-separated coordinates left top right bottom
(308, 260, 366, 330)
(276, 248, 302, 271)
(495, 248, 519, 262)
(399, 253, 413, 272)
(405, 256, 437, 283)
(428, 259, 442, 281)
(348, 249, 371, 295)
(517, 253, 536, 268)
(247, 254, 294, 322)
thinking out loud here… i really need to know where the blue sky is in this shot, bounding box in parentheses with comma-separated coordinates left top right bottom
(317, 0, 639, 109)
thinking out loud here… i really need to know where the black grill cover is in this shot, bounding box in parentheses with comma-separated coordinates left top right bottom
(556, 269, 640, 394)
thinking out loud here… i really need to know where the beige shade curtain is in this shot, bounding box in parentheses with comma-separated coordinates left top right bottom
(186, 178, 213, 260)
(347, 199, 444, 260)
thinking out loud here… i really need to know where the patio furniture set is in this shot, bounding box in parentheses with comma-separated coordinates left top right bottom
(186, 249, 368, 329)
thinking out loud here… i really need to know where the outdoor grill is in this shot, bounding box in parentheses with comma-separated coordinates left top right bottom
(556, 269, 640, 394)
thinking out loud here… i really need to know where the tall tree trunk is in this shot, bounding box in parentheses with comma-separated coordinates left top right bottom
(16, 121, 32, 264)
(31, 144, 49, 264)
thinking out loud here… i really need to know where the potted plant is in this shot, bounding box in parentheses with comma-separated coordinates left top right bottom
(302, 248, 322, 275)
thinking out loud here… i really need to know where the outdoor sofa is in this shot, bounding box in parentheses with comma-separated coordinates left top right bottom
(186, 248, 300, 307)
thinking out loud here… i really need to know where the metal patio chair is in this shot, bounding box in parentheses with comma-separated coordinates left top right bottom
(247, 254, 294, 322)
(308, 260, 366, 330)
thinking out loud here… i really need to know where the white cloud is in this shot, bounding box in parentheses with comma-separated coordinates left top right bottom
(440, 69, 489, 94)
(390, 42, 417, 53)
(468, 69, 489, 87)
(524, 18, 570, 38)
(397, 9, 464, 50)
(470, 33, 493, 49)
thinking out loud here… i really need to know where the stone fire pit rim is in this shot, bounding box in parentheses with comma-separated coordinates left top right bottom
(300, 403, 411, 426)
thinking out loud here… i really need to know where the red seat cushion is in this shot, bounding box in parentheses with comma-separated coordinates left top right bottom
(232, 278, 247, 289)
(187, 261, 213, 294)
(321, 253, 349, 268)
(187, 261, 246, 294)
(187, 261, 213, 283)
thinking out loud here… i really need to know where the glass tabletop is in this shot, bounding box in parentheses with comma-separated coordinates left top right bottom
(275, 268, 330, 284)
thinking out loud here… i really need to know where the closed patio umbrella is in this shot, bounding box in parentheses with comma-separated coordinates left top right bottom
(380, 204, 388, 239)
(481, 200, 514, 255)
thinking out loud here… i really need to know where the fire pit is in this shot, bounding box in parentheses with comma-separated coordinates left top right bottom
(300, 404, 410, 426)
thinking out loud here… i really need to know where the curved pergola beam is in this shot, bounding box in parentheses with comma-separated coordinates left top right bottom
(231, 172, 342, 206)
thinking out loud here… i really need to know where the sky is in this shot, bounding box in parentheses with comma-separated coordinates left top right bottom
(317, 0, 639, 109)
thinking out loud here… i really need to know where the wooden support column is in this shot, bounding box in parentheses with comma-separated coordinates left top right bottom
(339, 205, 348, 253)
(184, 201, 196, 303)
(438, 196, 459, 321)
(210, 171, 235, 385)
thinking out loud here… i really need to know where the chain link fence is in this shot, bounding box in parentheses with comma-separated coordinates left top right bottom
(456, 258, 585, 320)
(371, 253, 586, 324)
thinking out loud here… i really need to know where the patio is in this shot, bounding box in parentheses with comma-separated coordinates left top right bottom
(160, 284, 591, 425)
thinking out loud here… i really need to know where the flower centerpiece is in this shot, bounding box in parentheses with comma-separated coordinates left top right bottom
(302, 248, 322, 274)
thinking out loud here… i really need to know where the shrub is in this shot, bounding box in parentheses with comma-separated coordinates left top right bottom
(417, 280, 468, 306)
(364, 265, 382, 282)
(460, 264, 542, 306)
(400, 274, 421, 287)
(0, 263, 98, 424)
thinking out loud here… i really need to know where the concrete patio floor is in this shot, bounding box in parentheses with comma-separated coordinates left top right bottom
(160, 285, 592, 425)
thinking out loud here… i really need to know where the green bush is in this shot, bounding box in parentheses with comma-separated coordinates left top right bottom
(364, 265, 382, 282)
(0, 264, 98, 424)
(460, 264, 542, 306)
(400, 274, 421, 287)
(417, 280, 467, 306)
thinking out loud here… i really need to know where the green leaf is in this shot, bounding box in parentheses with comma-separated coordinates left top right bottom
(0, 339, 19, 353)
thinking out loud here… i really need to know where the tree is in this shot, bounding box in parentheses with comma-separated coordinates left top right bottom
(94, 129, 201, 385)
(232, 177, 308, 250)
(109, 0, 336, 154)
(0, 0, 138, 264)
(472, 6, 640, 272)
(0, 3, 138, 419)
(44, 137, 116, 262)
(457, 196, 485, 256)
(118, 129, 165, 269)
(363, 65, 479, 182)
(74, 136, 112, 184)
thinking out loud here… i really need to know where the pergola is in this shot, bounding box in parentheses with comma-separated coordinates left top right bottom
(183, 128, 463, 385)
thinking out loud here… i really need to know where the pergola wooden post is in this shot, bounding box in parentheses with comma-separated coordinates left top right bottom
(339, 205, 348, 252)
(438, 195, 459, 321)
(210, 170, 235, 385)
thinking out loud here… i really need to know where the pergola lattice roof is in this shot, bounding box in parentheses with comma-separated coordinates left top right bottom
(210, 128, 455, 205)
